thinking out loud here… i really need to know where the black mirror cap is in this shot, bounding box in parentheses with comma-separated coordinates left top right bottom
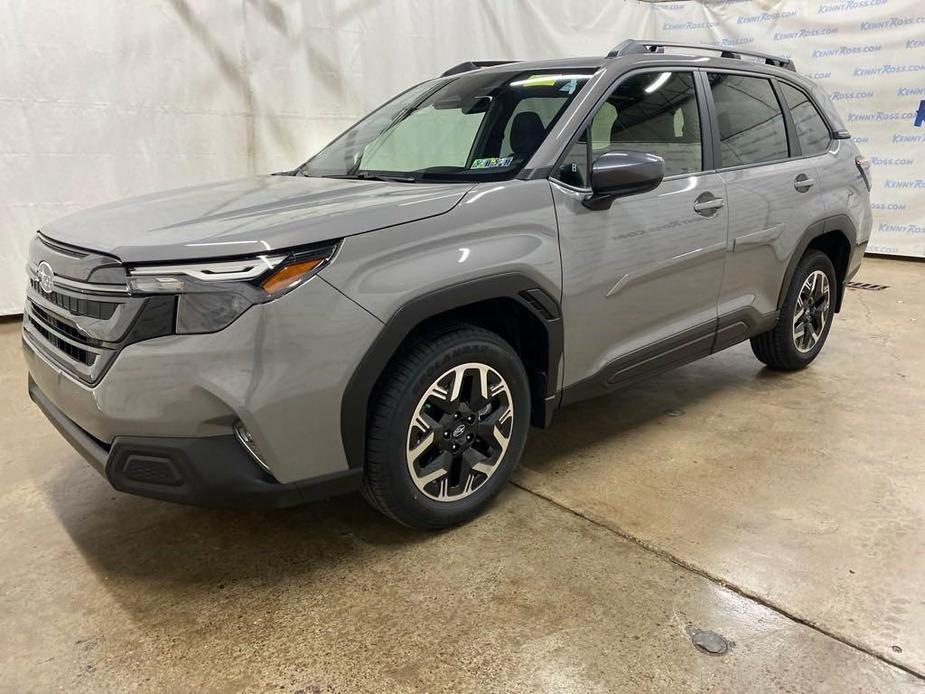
(583, 151, 665, 210)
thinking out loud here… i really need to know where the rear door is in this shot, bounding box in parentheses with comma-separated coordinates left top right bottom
(551, 69, 728, 397)
(706, 71, 827, 349)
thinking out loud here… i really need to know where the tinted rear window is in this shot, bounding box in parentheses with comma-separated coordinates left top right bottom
(708, 73, 789, 167)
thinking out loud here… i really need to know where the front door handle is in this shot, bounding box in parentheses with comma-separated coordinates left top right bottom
(794, 174, 816, 192)
(693, 193, 725, 216)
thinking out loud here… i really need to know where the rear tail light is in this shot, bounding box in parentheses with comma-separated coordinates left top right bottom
(855, 155, 872, 191)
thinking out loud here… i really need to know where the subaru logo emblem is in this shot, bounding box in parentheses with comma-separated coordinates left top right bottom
(37, 261, 55, 295)
(452, 424, 466, 438)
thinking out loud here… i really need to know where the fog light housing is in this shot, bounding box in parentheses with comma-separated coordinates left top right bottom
(234, 421, 272, 474)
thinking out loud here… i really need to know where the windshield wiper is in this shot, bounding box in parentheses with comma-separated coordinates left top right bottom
(322, 172, 417, 183)
(355, 172, 417, 183)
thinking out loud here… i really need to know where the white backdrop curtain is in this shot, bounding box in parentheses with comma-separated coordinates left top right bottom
(1, 0, 922, 314)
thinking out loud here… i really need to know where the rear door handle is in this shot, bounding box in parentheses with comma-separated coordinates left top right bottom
(794, 174, 815, 192)
(693, 194, 725, 216)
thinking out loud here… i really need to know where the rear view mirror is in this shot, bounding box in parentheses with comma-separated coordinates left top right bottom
(582, 151, 665, 210)
(462, 96, 492, 114)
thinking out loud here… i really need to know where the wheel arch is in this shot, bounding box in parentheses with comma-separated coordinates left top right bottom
(778, 215, 858, 314)
(340, 273, 563, 469)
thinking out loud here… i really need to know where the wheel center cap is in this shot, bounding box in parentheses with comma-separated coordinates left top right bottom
(452, 424, 467, 439)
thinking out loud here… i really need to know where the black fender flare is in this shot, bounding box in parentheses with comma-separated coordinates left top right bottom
(777, 214, 859, 313)
(340, 273, 563, 469)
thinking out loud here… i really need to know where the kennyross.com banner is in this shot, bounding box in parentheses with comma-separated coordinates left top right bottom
(650, 0, 925, 259)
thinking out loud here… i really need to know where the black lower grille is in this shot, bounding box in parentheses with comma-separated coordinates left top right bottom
(27, 314, 97, 366)
(122, 456, 183, 486)
(29, 278, 117, 319)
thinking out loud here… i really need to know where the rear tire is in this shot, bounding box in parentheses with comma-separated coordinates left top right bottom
(751, 250, 837, 371)
(361, 324, 530, 529)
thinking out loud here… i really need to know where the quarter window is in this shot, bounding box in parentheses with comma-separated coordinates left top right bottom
(779, 82, 832, 156)
(555, 71, 703, 187)
(708, 73, 789, 167)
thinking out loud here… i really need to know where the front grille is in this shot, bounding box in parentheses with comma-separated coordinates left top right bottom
(29, 278, 117, 319)
(23, 236, 177, 384)
(24, 282, 175, 386)
(26, 310, 98, 367)
(30, 302, 108, 348)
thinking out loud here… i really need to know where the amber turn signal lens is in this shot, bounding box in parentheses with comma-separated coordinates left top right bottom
(260, 257, 323, 295)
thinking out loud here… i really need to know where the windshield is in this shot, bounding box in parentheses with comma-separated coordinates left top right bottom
(300, 69, 595, 182)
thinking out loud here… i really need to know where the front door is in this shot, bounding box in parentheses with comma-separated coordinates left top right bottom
(551, 70, 727, 399)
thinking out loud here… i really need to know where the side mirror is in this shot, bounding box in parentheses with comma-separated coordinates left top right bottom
(582, 151, 665, 210)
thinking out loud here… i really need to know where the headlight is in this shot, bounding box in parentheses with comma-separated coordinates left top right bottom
(126, 243, 337, 334)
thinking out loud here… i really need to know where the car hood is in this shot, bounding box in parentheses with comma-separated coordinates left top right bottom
(40, 175, 474, 263)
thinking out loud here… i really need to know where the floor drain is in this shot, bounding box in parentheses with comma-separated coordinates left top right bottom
(687, 627, 732, 656)
(845, 281, 889, 291)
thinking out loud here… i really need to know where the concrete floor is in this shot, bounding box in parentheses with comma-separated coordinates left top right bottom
(1, 256, 923, 693)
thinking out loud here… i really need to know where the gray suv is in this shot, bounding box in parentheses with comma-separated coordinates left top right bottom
(23, 40, 871, 528)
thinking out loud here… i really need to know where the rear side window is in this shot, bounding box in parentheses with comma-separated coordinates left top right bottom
(708, 73, 789, 167)
(555, 71, 703, 186)
(779, 82, 832, 156)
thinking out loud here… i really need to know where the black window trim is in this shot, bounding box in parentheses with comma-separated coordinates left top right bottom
(771, 78, 802, 158)
(548, 66, 714, 192)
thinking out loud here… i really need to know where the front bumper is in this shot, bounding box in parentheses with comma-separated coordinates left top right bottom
(29, 376, 361, 508)
(23, 275, 384, 500)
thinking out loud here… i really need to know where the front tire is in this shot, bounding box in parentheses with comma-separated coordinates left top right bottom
(751, 250, 837, 371)
(361, 324, 530, 529)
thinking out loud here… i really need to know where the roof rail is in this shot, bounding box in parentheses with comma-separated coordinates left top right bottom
(606, 39, 796, 72)
(441, 60, 519, 77)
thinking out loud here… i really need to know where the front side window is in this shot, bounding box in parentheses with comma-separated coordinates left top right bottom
(301, 70, 593, 182)
(779, 82, 832, 156)
(556, 71, 703, 187)
(708, 73, 789, 167)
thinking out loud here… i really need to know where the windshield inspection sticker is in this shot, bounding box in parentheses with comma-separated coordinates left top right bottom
(559, 78, 577, 95)
(471, 157, 513, 169)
